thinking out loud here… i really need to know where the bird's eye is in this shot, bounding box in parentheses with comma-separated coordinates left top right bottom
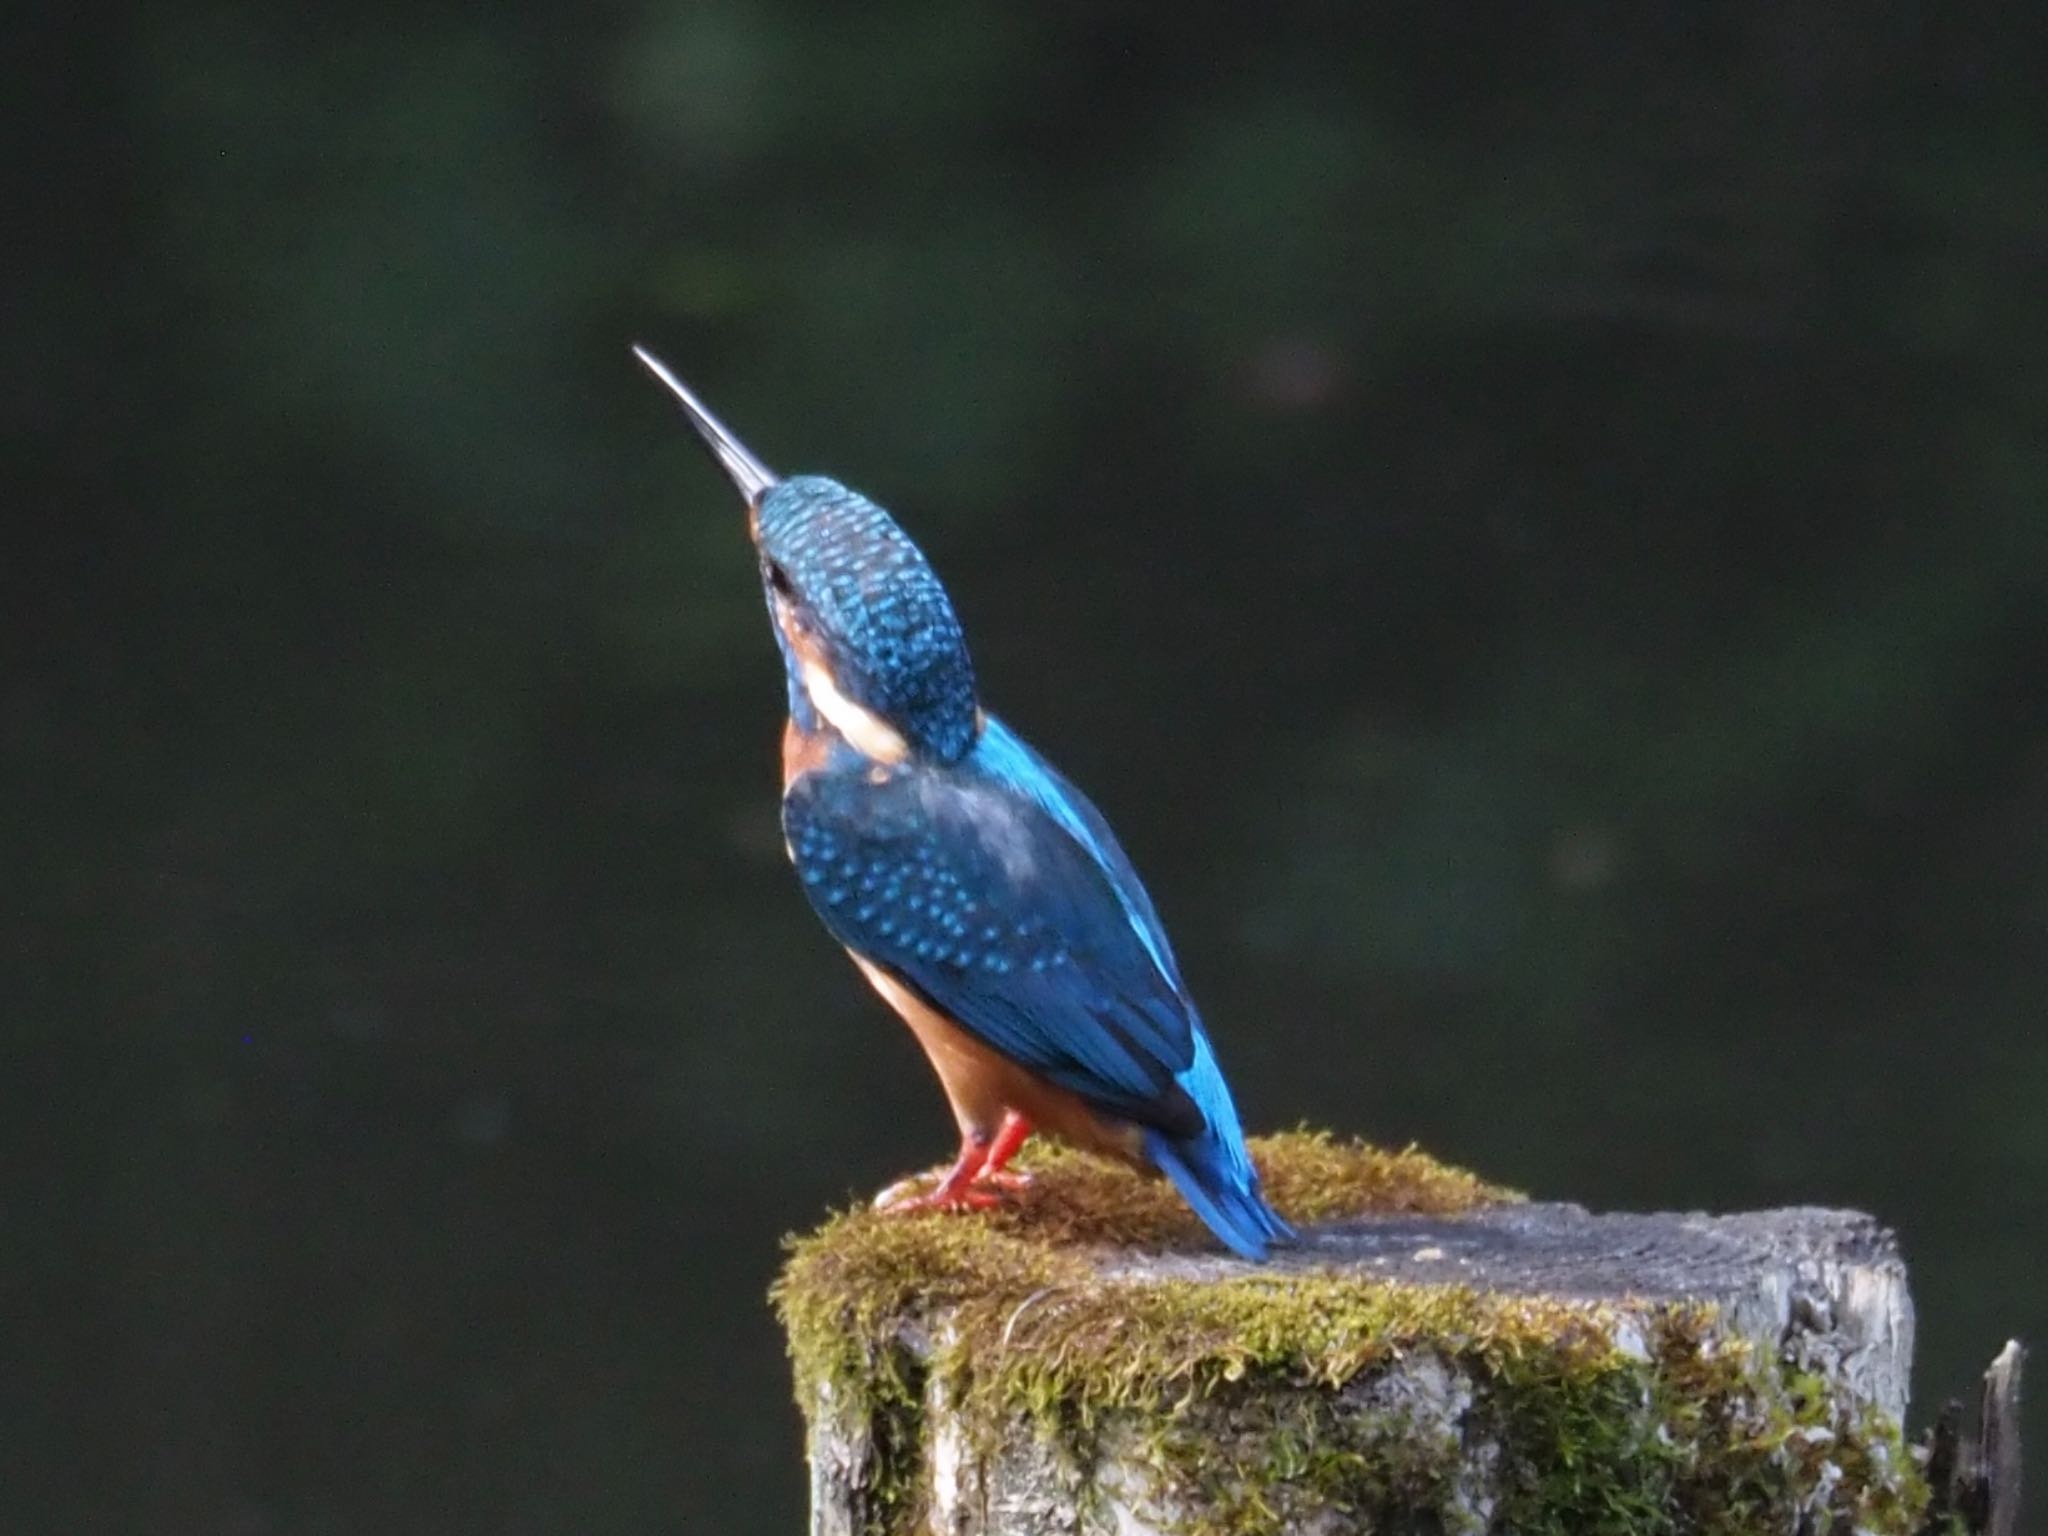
(766, 561, 794, 598)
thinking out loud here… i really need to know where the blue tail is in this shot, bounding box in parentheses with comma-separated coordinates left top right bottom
(1144, 1128, 1294, 1262)
(1142, 1027, 1292, 1260)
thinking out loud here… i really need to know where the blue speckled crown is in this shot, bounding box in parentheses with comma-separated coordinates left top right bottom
(756, 475, 980, 762)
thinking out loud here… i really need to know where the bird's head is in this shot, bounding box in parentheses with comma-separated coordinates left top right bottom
(635, 348, 980, 764)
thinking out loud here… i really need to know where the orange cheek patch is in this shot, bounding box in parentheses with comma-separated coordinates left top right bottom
(782, 717, 837, 787)
(777, 618, 910, 765)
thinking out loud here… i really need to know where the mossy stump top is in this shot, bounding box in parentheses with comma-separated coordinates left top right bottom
(775, 1133, 1923, 1535)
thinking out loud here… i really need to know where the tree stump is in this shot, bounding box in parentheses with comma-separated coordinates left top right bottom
(775, 1136, 1948, 1535)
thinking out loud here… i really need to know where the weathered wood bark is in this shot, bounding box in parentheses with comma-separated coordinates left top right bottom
(801, 1202, 1920, 1535)
(1922, 1340, 2025, 1536)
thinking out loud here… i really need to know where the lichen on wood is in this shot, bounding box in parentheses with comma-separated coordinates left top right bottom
(775, 1132, 1929, 1535)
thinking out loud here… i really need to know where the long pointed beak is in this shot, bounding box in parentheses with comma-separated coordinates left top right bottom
(632, 345, 780, 507)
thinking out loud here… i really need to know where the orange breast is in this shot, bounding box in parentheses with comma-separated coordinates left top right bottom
(850, 953, 1144, 1166)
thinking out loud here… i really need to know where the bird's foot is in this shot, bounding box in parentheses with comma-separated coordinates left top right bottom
(873, 1114, 1039, 1215)
(973, 1112, 1035, 1189)
(874, 1178, 1009, 1214)
(972, 1167, 1033, 1194)
(874, 1141, 1025, 1215)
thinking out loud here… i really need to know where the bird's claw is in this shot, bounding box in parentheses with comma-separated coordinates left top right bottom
(874, 1117, 1036, 1215)
(877, 1183, 1008, 1214)
(872, 1169, 1021, 1214)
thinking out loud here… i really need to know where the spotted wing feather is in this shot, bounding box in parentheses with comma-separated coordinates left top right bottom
(782, 764, 1204, 1138)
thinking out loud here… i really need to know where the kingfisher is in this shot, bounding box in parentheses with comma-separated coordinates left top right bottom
(634, 347, 1291, 1260)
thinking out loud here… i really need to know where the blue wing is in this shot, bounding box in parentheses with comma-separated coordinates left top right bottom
(781, 738, 1206, 1138)
(969, 717, 1188, 994)
(970, 720, 1290, 1259)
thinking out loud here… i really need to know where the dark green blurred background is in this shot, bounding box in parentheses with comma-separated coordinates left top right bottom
(8, 6, 2043, 1532)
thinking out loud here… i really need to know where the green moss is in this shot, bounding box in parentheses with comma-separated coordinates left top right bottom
(858, 1344, 927, 1536)
(772, 1132, 1928, 1535)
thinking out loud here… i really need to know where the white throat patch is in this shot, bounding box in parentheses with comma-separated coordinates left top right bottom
(799, 657, 910, 764)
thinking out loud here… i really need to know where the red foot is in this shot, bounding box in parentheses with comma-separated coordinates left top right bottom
(971, 1169, 1033, 1195)
(974, 1112, 1035, 1191)
(874, 1114, 1037, 1214)
(878, 1181, 1007, 1214)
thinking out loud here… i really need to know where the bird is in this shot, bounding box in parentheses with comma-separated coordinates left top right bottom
(633, 346, 1292, 1261)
